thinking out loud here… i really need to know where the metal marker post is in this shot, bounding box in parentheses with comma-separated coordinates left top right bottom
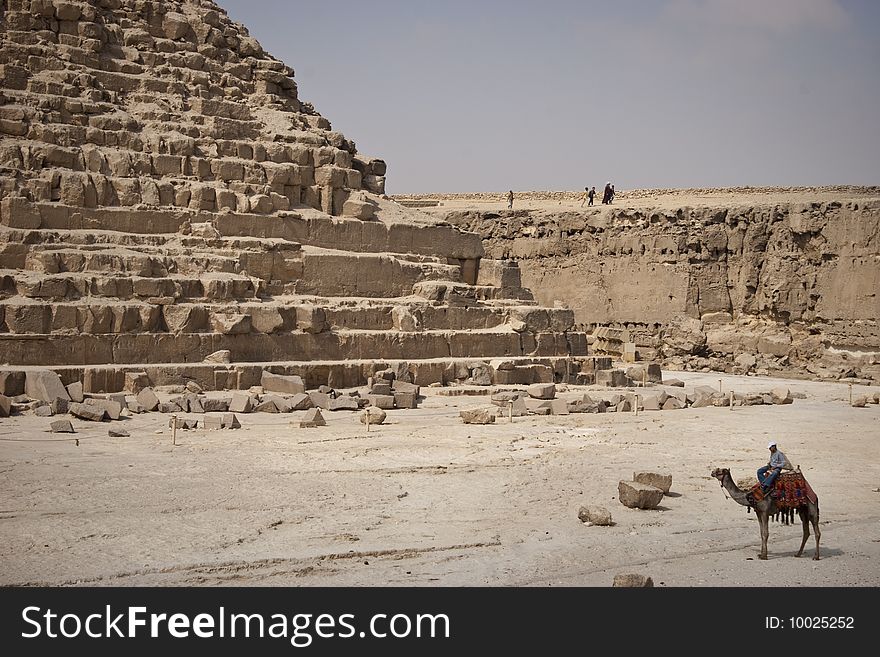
(718, 379, 723, 393)
(849, 384, 853, 405)
(171, 414, 177, 446)
(634, 394, 639, 416)
(366, 410, 370, 432)
(508, 400, 514, 423)
(729, 390, 734, 410)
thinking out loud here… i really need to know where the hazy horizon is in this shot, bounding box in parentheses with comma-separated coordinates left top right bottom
(221, 0, 880, 194)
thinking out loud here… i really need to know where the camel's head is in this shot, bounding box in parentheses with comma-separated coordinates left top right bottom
(710, 468, 730, 481)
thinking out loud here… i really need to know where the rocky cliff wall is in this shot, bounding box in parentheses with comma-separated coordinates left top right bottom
(444, 199, 880, 381)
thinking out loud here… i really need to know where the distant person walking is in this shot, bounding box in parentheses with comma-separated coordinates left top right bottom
(602, 182, 612, 204)
(588, 186, 595, 206)
(580, 187, 589, 207)
(609, 183, 615, 204)
(507, 190, 514, 209)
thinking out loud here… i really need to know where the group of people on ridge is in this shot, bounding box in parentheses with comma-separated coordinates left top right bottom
(580, 182, 615, 207)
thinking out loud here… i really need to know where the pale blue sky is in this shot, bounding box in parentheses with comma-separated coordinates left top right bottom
(221, 0, 880, 193)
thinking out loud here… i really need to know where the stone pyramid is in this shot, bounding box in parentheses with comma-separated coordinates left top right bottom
(0, 0, 587, 393)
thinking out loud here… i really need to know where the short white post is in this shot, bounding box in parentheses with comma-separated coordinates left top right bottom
(171, 414, 177, 446)
(508, 400, 514, 423)
(729, 390, 734, 410)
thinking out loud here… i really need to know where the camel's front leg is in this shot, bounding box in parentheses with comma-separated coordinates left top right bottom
(812, 513, 821, 561)
(796, 508, 809, 557)
(758, 514, 769, 560)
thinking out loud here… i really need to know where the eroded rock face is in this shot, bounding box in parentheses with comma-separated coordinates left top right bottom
(444, 202, 880, 379)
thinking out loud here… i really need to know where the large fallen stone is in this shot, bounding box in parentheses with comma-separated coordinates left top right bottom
(69, 402, 106, 421)
(0, 394, 12, 417)
(254, 400, 280, 413)
(770, 387, 793, 405)
(612, 574, 654, 587)
(525, 398, 552, 415)
(393, 392, 418, 409)
(299, 407, 326, 428)
(366, 394, 394, 410)
(229, 392, 254, 413)
(851, 396, 868, 408)
(633, 472, 673, 494)
(618, 480, 664, 509)
(135, 387, 160, 412)
(460, 408, 495, 424)
(360, 407, 387, 425)
(124, 371, 151, 394)
(596, 369, 629, 387)
(212, 313, 252, 335)
(49, 419, 75, 433)
(262, 394, 292, 413)
(127, 401, 145, 414)
(203, 415, 223, 430)
(491, 391, 526, 406)
(329, 396, 359, 411)
(261, 371, 306, 395)
(108, 428, 130, 437)
(527, 383, 555, 399)
(549, 399, 569, 415)
(288, 393, 313, 411)
(662, 397, 684, 410)
(578, 505, 613, 526)
(370, 382, 392, 396)
(391, 379, 419, 395)
(84, 398, 122, 420)
(221, 413, 241, 429)
(25, 370, 70, 403)
(66, 381, 84, 403)
(309, 391, 331, 409)
(665, 378, 685, 387)
(35, 405, 53, 417)
(185, 381, 203, 394)
(202, 398, 230, 413)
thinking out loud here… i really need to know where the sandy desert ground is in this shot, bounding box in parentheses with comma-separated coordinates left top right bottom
(1, 370, 878, 587)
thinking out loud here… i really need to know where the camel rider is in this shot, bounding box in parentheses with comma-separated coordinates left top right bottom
(758, 441, 793, 491)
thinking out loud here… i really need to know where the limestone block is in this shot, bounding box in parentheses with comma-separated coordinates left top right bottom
(299, 407, 326, 428)
(329, 396, 358, 411)
(851, 396, 868, 408)
(665, 379, 685, 387)
(1, 196, 41, 228)
(211, 313, 252, 335)
(525, 399, 552, 415)
(254, 400, 280, 413)
(202, 398, 230, 413)
(50, 419, 75, 433)
(158, 403, 180, 413)
(50, 397, 69, 415)
(468, 363, 493, 386)
(66, 381, 84, 403)
(613, 574, 654, 587)
(127, 401, 145, 414)
(108, 428, 130, 437)
(460, 408, 495, 424)
(770, 387, 793, 405)
(618, 481, 664, 509)
(366, 394, 395, 410)
(25, 370, 70, 403)
(578, 506, 613, 526)
(69, 402, 106, 421)
(251, 307, 284, 334)
(296, 305, 327, 334)
(163, 306, 209, 333)
(527, 383, 555, 400)
(662, 397, 684, 410)
(221, 413, 242, 429)
(288, 393, 313, 411)
(203, 415, 223, 430)
(124, 371, 150, 394)
(549, 399, 569, 415)
(309, 392, 331, 409)
(360, 407, 386, 425)
(84, 398, 121, 420)
(491, 391, 526, 406)
(204, 350, 232, 364)
(5, 304, 52, 333)
(393, 392, 418, 409)
(342, 198, 375, 220)
(633, 472, 673, 494)
(392, 380, 419, 395)
(0, 394, 11, 418)
(391, 306, 421, 332)
(371, 382, 392, 396)
(261, 371, 305, 395)
(0, 371, 26, 397)
(596, 369, 629, 387)
(229, 392, 254, 413)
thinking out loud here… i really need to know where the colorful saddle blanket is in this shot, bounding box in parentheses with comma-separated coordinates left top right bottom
(747, 472, 818, 509)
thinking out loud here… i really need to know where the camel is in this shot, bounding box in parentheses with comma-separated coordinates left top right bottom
(710, 468, 820, 561)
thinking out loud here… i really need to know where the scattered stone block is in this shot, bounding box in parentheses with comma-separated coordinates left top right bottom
(108, 428, 130, 437)
(299, 407, 326, 428)
(641, 394, 663, 411)
(633, 472, 673, 494)
(665, 378, 685, 387)
(127, 401, 145, 414)
(578, 505, 613, 526)
(49, 419, 75, 433)
(366, 394, 394, 410)
(371, 382, 392, 396)
(261, 371, 306, 395)
(254, 400, 280, 413)
(84, 398, 122, 420)
(221, 413, 241, 429)
(262, 394, 292, 413)
(35, 405, 53, 417)
(202, 398, 230, 413)
(662, 397, 684, 410)
(391, 379, 419, 395)
(491, 391, 526, 406)
(329, 396, 359, 411)
(66, 381, 84, 403)
(527, 383, 555, 399)
(771, 387, 793, 405)
(124, 371, 151, 394)
(0, 394, 11, 417)
(158, 402, 180, 413)
(618, 480, 664, 509)
(851, 396, 868, 408)
(136, 387, 160, 412)
(460, 408, 495, 424)
(360, 407, 387, 425)
(613, 574, 654, 587)
(229, 392, 254, 413)
(25, 370, 70, 403)
(525, 399, 552, 415)
(288, 393, 313, 411)
(182, 419, 199, 430)
(203, 415, 223, 430)
(49, 397, 69, 415)
(185, 381, 203, 394)
(0, 371, 25, 397)
(549, 399, 569, 415)
(596, 369, 629, 387)
(69, 402, 106, 421)
(393, 392, 418, 409)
